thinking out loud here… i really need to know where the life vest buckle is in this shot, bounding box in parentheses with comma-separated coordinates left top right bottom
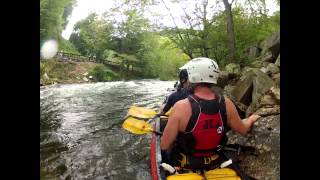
(215, 145, 223, 152)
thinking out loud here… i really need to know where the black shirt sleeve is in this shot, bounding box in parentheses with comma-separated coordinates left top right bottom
(162, 92, 177, 113)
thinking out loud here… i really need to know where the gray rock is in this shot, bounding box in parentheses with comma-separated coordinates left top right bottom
(261, 51, 274, 63)
(272, 73, 280, 88)
(254, 105, 280, 117)
(262, 61, 271, 68)
(226, 115, 280, 180)
(217, 71, 230, 88)
(275, 54, 280, 67)
(257, 31, 280, 66)
(231, 70, 256, 106)
(83, 77, 89, 82)
(223, 85, 236, 100)
(251, 60, 263, 68)
(83, 72, 89, 76)
(230, 69, 274, 116)
(241, 67, 254, 75)
(260, 67, 267, 73)
(43, 73, 49, 80)
(266, 63, 280, 75)
(270, 87, 280, 101)
(233, 69, 274, 104)
(260, 94, 279, 106)
(267, 31, 280, 57)
(246, 46, 262, 59)
(251, 70, 274, 104)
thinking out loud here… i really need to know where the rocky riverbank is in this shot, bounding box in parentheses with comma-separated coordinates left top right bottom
(217, 31, 280, 179)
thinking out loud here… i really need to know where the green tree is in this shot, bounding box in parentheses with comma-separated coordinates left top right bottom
(40, 0, 75, 43)
(138, 33, 189, 79)
(69, 13, 114, 61)
(222, 0, 236, 63)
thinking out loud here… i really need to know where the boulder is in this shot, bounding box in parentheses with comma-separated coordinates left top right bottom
(231, 69, 274, 108)
(261, 51, 274, 63)
(252, 70, 274, 105)
(266, 63, 280, 75)
(270, 87, 280, 101)
(260, 94, 279, 106)
(225, 63, 241, 76)
(43, 73, 49, 80)
(262, 61, 271, 68)
(272, 73, 280, 88)
(217, 71, 230, 88)
(83, 77, 89, 82)
(254, 105, 280, 117)
(246, 70, 274, 116)
(223, 84, 236, 98)
(275, 54, 280, 67)
(83, 72, 89, 76)
(251, 60, 263, 68)
(226, 114, 280, 179)
(266, 31, 280, 57)
(260, 67, 267, 73)
(257, 31, 280, 64)
(217, 71, 239, 88)
(241, 67, 254, 75)
(231, 70, 255, 106)
(245, 45, 262, 59)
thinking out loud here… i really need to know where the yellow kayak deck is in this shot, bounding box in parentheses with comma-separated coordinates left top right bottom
(167, 168, 241, 180)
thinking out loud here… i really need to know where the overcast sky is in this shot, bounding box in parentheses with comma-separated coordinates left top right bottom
(62, 0, 279, 40)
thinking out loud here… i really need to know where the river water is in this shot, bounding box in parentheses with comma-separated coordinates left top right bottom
(40, 80, 175, 180)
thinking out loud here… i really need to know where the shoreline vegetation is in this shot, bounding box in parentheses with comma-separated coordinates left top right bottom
(40, 59, 150, 86)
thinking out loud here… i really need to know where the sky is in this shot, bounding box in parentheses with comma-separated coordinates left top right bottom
(61, 0, 279, 40)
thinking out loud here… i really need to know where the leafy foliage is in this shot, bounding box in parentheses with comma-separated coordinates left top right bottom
(41, 0, 279, 81)
(89, 65, 120, 82)
(40, 0, 75, 43)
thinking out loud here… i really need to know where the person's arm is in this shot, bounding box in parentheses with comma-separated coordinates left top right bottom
(224, 97, 260, 136)
(160, 93, 176, 115)
(160, 101, 182, 150)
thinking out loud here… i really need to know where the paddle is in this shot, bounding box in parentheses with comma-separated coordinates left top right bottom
(122, 115, 162, 135)
(127, 106, 158, 119)
(122, 106, 165, 135)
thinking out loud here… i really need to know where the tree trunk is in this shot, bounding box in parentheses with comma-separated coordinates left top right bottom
(222, 0, 236, 63)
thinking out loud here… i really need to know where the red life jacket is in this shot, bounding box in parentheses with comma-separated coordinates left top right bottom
(176, 94, 228, 157)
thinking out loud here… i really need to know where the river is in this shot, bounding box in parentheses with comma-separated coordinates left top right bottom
(40, 80, 175, 180)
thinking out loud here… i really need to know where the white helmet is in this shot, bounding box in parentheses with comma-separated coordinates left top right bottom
(179, 57, 220, 84)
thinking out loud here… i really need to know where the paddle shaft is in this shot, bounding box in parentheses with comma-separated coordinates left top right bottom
(152, 130, 162, 135)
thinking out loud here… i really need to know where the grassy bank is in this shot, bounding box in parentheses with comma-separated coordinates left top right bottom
(40, 60, 123, 85)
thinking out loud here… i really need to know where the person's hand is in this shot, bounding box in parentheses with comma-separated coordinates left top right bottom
(248, 114, 261, 123)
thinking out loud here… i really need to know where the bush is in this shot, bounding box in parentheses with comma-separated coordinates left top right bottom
(89, 65, 120, 82)
(40, 61, 47, 77)
(59, 39, 80, 55)
(102, 49, 117, 60)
